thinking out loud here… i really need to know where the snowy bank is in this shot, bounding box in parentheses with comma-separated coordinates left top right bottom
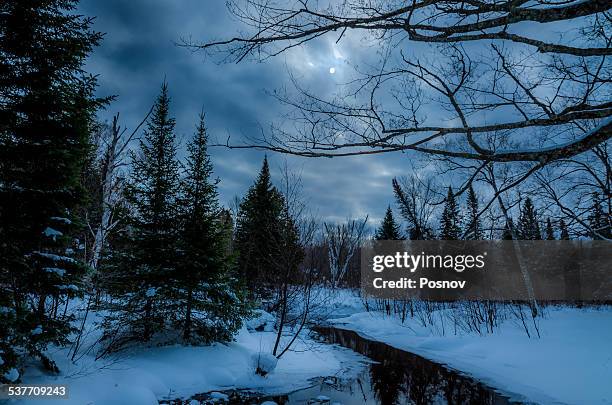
(15, 326, 365, 405)
(332, 306, 612, 405)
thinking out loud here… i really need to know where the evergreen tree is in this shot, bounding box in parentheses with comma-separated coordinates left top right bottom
(0, 0, 103, 379)
(234, 157, 285, 297)
(545, 218, 555, 240)
(559, 219, 570, 240)
(464, 185, 483, 240)
(517, 198, 541, 240)
(439, 187, 462, 240)
(587, 193, 611, 239)
(375, 206, 404, 240)
(175, 113, 247, 343)
(502, 218, 514, 240)
(102, 83, 181, 345)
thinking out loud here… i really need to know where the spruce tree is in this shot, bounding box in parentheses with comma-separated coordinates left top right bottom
(517, 198, 541, 240)
(588, 193, 611, 239)
(102, 83, 181, 345)
(464, 185, 483, 240)
(559, 219, 570, 240)
(175, 113, 247, 343)
(0, 0, 103, 379)
(234, 157, 285, 297)
(545, 218, 556, 240)
(375, 206, 404, 240)
(439, 187, 462, 240)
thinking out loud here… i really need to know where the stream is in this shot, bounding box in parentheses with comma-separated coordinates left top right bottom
(162, 326, 523, 405)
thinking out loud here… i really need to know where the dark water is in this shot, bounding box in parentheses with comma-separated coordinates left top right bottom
(161, 327, 524, 405)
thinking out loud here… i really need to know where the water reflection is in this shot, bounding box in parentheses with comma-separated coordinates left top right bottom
(161, 327, 522, 404)
(309, 326, 520, 405)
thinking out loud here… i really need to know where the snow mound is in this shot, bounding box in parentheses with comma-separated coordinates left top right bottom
(3, 368, 19, 382)
(245, 310, 276, 332)
(252, 352, 278, 376)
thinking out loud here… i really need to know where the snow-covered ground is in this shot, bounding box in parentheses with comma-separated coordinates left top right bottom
(330, 300, 612, 405)
(13, 291, 612, 405)
(13, 305, 365, 405)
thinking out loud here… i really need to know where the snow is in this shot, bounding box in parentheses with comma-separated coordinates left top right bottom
(208, 391, 228, 400)
(0, 306, 15, 315)
(13, 289, 611, 405)
(44, 267, 66, 277)
(15, 301, 365, 405)
(50, 216, 72, 225)
(245, 309, 276, 332)
(4, 368, 20, 382)
(252, 352, 278, 376)
(32, 252, 76, 264)
(42, 227, 63, 241)
(332, 305, 612, 405)
(31, 325, 43, 336)
(57, 285, 79, 292)
(145, 287, 157, 297)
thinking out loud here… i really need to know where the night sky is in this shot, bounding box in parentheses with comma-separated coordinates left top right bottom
(79, 0, 414, 225)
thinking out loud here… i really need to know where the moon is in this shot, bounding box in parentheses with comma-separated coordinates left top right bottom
(329, 67, 336, 74)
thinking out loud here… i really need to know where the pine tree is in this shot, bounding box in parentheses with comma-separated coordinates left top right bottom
(559, 219, 570, 240)
(517, 198, 541, 240)
(0, 0, 103, 379)
(375, 206, 404, 240)
(545, 218, 555, 240)
(234, 157, 285, 297)
(464, 185, 483, 240)
(102, 83, 181, 345)
(587, 193, 611, 239)
(175, 113, 247, 343)
(439, 187, 462, 240)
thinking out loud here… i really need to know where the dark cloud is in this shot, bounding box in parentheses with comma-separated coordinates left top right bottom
(79, 0, 405, 225)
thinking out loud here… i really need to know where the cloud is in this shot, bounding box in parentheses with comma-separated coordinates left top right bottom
(79, 0, 408, 224)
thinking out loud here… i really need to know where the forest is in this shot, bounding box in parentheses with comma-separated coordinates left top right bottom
(0, 1, 610, 404)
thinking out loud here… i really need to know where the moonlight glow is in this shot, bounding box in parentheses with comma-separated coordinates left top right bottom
(329, 67, 336, 74)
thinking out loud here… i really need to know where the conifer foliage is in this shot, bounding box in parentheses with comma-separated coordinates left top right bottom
(518, 198, 542, 240)
(559, 219, 570, 240)
(0, 0, 103, 380)
(545, 218, 556, 240)
(102, 83, 181, 346)
(101, 86, 246, 350)
(439, 187, 462, 240)
(588, 193, 611, 240)
(175, 113, 247, 343)
(464, 185, 483, 240)
(234, 157, 285, 296)
(375, 206, 404, 240)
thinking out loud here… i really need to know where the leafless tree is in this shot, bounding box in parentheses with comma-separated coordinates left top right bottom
(71, 110, 151, 361)
(185, 0, 611, 170)
(532, 145, 611, 239)
(86, 110, 152, 271)
(266, 162, 322, 361)
(324, 217, 368, 288)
